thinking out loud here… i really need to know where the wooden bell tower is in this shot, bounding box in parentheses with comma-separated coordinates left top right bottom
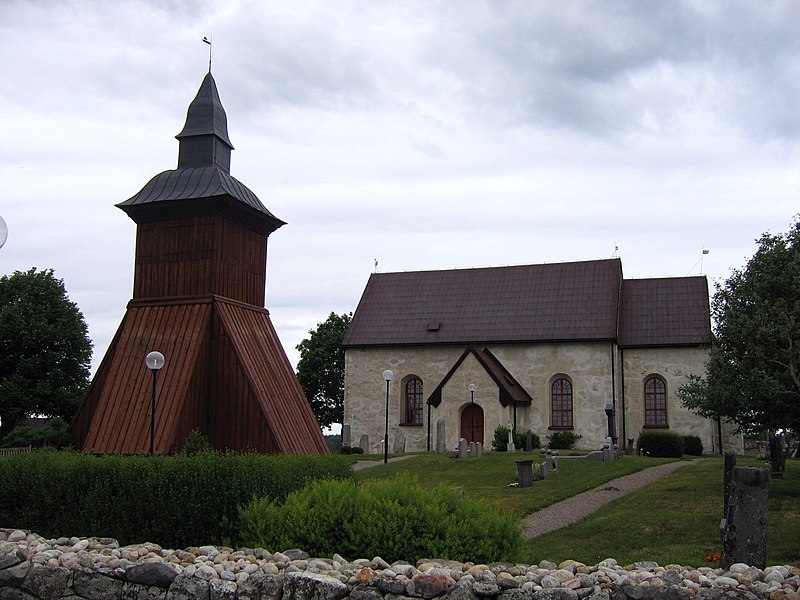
(71, 73, 328, 454)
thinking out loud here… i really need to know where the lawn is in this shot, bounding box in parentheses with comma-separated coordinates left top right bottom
(352, 452, 800, 567)
(354, 452, 676, 516)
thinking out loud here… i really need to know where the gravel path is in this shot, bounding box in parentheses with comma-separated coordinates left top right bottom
(523, 459, 703, 538)
(352, 455, 417, 471)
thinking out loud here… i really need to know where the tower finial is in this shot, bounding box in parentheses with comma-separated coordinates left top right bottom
(202, 36, 212, 73)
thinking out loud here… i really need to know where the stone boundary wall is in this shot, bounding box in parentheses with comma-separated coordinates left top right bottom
(1, 529, 798, 600)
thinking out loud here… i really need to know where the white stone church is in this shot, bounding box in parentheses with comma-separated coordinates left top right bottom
(342, 258, 740, 454)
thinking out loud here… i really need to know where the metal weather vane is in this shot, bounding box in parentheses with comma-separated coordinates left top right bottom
(202, 36, 212, 73)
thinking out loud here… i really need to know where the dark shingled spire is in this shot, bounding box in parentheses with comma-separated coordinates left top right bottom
(176, 72, 233, 172)
(117, 73, 284, 235)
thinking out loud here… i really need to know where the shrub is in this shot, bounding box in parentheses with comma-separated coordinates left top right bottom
(515, 430, 540, 450)
(492, 426, 538, 451)
(182, 429, 213, 456)
(0, 418, 72, 449)
(238, 474, 521, 563)
(682, 435, 703, 456)
(637, 430, 683, 457)
(0, 450, 352, 548)
(339, 446, 364, 455)
(492, 425, 512, 451)
(547, 431, 581, 450)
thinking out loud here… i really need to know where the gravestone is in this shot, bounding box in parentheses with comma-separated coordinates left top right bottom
(626, 439, 634, 454)
(516, 460, 534, 488)
(436, 419, 446, 454)
(469, 441, 476, 457)
(458, 438, 468, 459)
(540, 461, 550, 480)
(602, 442, 612, 463)
(585, 450, 604, 461)
(507, 426, 516, 452)
(551, 451, 559, 473)
(341, 424, 351, 449)
(359, 434, 370, 454)
(721, 466, 769, 570)
(525, 432, 533, 452)
(393, 429, 406, 454)
(768, 431, 783, 479)
(475, 442, 482, 458)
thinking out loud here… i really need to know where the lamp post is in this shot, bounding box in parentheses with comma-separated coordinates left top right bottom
(383, 369, 393, 463)
(145, 351, 165, 455)
(468, 383, 476, 442)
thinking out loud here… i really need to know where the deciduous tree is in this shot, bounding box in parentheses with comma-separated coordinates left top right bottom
(295, 312, 352, 430)
(0, 268, 92, 442)
(679, 219, 800, 435)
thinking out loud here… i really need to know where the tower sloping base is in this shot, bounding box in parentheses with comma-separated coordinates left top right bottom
(72, 296, 328, 454)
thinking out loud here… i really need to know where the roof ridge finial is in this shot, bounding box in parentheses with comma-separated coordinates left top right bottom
(202, 35, 212, 73)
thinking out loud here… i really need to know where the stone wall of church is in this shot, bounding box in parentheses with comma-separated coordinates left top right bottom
(488, 342, 617, 450)
(344, 342, 722, 454)
(620, 345, 741, 454)
(344, 346, 464, 454)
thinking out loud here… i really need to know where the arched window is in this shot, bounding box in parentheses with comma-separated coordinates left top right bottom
(403, 378, 423, 425)
(644, 376, 667, 427)
(550, 378, 573, 429)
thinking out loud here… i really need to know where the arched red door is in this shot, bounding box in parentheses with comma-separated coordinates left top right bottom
(460, 404, 484, 444)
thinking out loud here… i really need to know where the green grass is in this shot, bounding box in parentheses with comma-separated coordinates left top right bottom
(354, 451, 677, 517)
(352, 451, 800, 567)
(521, 455, 799, 567)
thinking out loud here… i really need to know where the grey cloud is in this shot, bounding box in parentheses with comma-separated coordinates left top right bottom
(215, 9, 378, 116)
(417, 1, 800, 139)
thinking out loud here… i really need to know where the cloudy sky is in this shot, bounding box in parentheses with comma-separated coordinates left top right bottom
(1, 0, 798, 373)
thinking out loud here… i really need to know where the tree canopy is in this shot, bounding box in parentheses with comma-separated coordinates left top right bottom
(0, 268, 92, 442)
(295, 312, 352, 430)
(679, 219, 800, 434)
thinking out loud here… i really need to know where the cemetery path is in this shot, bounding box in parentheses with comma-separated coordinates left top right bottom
(523, 458, 704, 538)
(352, 455, 417, 471)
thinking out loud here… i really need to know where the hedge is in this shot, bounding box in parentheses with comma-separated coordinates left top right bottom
(682, 435, 703, 456)
(636, 430, 683, 458)
(0, 450, 351, 548)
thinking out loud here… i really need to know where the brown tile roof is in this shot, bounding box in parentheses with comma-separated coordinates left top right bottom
(343, 259, 711, 349)
(342, 259, 623, 347)
(618, 276, 711, 347)
(426, 347, 533, 407)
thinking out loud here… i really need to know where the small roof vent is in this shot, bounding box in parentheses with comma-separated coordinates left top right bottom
(427, 321, 442, 332)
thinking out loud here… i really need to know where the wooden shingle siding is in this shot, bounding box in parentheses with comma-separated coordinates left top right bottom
(75, 300, 211, 453)
(133, 216, 266, 306)
(215, 300, 329, 454)
(72, 297, 327, 454)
